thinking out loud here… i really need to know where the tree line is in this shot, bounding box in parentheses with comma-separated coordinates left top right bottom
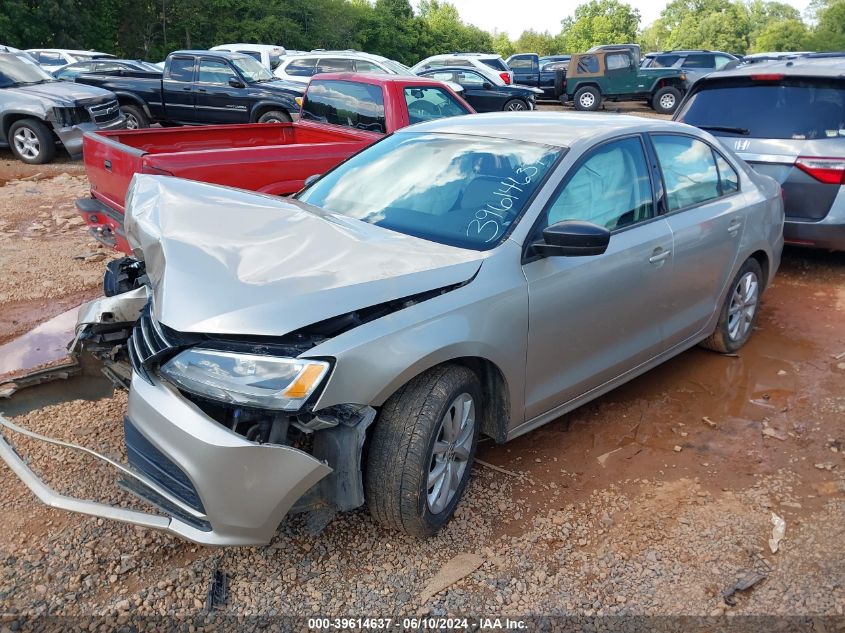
(1, 0, 843, 66)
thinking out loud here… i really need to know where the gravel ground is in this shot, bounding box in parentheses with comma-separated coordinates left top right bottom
(0, 120, 844, 622)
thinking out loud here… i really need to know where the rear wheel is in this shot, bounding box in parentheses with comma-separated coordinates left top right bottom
(700, 258, 763, 353)
(651, 87, 681, 114)
(503, 98, 528, 111)
(257, 110, 292, 123)
(365, 365, 481, 537)
(573, 86, 601, 111)
(122, 104, 149, 129)
(9, 119, 55, 164)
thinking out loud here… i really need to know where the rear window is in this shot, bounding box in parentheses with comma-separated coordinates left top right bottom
(678, 78, 845, 140)
(166, 57, 194, 82)
(301, 79, 386, 133)
(481, 58, 508, 72)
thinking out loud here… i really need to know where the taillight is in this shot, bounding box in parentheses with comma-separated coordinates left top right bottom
(499, 72, 511, 85)
(795, 157, 845, 185)
(141, 165, 175, 177)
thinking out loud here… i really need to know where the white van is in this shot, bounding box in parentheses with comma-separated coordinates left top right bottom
(210, 44, 286, 70)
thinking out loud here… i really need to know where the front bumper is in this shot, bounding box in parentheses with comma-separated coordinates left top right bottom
(0, 371, 331, 546)
(54, 115, 126, 159)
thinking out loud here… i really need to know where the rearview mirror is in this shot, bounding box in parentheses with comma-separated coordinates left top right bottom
(303, 174, 322, 188)
(532, 220, 610, 257)
(228, 77, 245, 88)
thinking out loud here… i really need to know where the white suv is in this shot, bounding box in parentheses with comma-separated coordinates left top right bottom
(25, 49, 114, 72)
(211, 44, 286, 70)
(274, 50, 411, 83)
(411, 53, 513, 85)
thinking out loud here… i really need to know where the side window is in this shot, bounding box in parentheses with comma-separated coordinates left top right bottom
(95, 63, 122, 73)
(446, 58, 472, 67)
(355, 60, 386, 74)
(317, 58, 354, 73)
(301, 79, 386, 133)
(652, 135, 721, 211)
(38, 52, 64, 65)
(404, 86, 470, 124)
(544, 137, 654, 231)
(167, 57, 194, 82)
(653, 54, 680, 68)
(285, 57, 318, 77)
(428, 71, 456, 82)
(714, 55, 733, 70)
(683, 54, 715, 69)
(237, 51, 261, 62)
(198, 59, 237, 85)
(714, 151, 739, 193)
(576, 55, 599, 74)
(541, 61, 567, 72)
(606, 53, 631, 70)
(455, 70, 486, 88)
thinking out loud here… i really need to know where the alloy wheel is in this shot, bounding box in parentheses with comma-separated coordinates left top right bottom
(579, 93, 595, 108)
(427, 392, 476, 514)
(13, 127, 40, 160)
(727, 271, 759, 341)
(125, 114, 140, 130)
(506, 101, 526, 111)
(660, 94, 676, 110)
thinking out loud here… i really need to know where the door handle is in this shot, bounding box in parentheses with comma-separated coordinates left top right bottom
(727, 219, 742, 234)
(181, 86, 191, 91)
(649, 249, 671, 264)
(196, 88, 206, 93)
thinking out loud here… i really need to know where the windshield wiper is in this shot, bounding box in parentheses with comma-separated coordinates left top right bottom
(697, 125, 750, 136)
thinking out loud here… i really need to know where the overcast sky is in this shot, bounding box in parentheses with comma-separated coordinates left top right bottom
(418, 0, 811, 38)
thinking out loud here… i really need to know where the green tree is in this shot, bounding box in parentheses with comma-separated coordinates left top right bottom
(513, 29, 559, 55)
(417, 0, 493, 57)
(751, 18, 811, 51)
(811, 0, 845, 51)
(559, 0, 641, 52)
(491, 31, 516, 58)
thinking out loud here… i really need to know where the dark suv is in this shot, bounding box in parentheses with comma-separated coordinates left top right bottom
(675, 55, 845, 250)
(642, 50, 738, 87)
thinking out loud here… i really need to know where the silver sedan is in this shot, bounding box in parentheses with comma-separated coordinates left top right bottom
(0, 112, 784, 545)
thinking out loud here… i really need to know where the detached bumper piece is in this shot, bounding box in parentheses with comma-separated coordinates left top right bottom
(0, 373, 333, 546)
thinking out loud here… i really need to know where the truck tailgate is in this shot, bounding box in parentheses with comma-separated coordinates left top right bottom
(83, 131, 147, 214)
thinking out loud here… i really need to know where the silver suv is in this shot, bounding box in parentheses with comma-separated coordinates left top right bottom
(0, 51, 125, 163)
(676, 54, 845, 250)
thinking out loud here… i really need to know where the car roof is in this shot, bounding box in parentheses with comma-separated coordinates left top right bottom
(171, 49, 252, 60)
(212, 44, 284, 51)
(308, 72, 450, 86)
(421, 53, 501, 60)
(284, 50, 390, 62)
(701, 56, 845, 80)
(26, 49, 112, 55)
(401, 111, 691, 147)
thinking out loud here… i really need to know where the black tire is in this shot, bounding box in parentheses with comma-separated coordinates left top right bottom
(257, 110, 292, 123)
(8, 119, 55, 165)
(553, 69, 566, 99)
(573, 85, 601, 111)
(122, 104, 149, 129)
(651, 86, 681, 114)
(365, 364, 482, 537)
(503, 98, 529, 111)
(700, 258, 764, 353)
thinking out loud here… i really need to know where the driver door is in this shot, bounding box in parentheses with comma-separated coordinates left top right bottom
(522, 135, 673, 420)
(604, 52, 638, 95)
(195, 57, 250, 124)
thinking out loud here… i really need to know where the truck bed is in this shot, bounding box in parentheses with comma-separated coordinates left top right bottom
(80, 121, 378, 250)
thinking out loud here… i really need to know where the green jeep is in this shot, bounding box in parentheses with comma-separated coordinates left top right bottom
(564, 49, 687, 114)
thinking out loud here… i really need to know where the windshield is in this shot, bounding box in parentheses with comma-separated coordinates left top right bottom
(678, 79, 845, 140)
(0, 53, 53, 87)
(381, 59, 412, 75)
(297, 133, 562, 250)
(231, 56, 274, 82)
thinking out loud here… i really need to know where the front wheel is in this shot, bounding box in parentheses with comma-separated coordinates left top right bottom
(9, 119, 55, 164)
(503, 98, 528, 111)
(365, 365, 481, 537)
(122, 104, 149, 129)
(257, 110, 292, 123)
(651, 86, 681, 114)
(700, 258, 763, 353)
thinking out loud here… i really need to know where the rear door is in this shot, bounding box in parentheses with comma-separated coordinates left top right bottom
(195, 57, 250, 124)
(508, 54, 539, 86)
(649, 133, 745, 346)
(162, 55, 197, 123)
(676, 76, 845, 224)
(523, 135, 673, 419)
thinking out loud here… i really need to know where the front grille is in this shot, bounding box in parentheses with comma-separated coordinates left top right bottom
(87, 99, 121, 125)
(124, 417, 206, 515)
(127, 302, 176, 382)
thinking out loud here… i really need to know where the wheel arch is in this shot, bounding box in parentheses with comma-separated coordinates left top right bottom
(249, 100, 293, 122)
(112, 92, 151, 118)
(1, 111, 48, 141)
(650, 77, 685, 93)
(748, 249, 770, 291)
(569, 80, 601, 97)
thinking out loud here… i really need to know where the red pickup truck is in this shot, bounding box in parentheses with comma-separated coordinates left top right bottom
(77, 73, 473, 252)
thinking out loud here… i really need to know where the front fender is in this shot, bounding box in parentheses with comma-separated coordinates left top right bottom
(249, 99, 296, 122)
(1, 108, 49, 138)
(306, 243, 528, 432)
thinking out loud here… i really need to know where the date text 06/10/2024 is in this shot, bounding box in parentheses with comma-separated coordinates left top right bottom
(307, 617, 527, 629)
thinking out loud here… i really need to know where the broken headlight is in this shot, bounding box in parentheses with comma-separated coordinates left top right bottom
(159, 349, 329, 411)
(52, 106, 90, 127)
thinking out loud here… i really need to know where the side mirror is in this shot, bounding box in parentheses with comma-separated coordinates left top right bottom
(532, 220, 610, 257)
(303, 174, 322, 188)
(228, 76, 245, 88)
(482, 82, 493, 90)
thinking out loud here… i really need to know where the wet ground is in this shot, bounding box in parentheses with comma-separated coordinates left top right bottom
(0, 119, 843, 619)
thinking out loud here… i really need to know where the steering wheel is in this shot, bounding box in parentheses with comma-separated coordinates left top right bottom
(408, 99, 441, 119)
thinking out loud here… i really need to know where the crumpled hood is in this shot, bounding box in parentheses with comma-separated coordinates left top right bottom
(5, 81, 114, 107)
(125, 175, 484, 337)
